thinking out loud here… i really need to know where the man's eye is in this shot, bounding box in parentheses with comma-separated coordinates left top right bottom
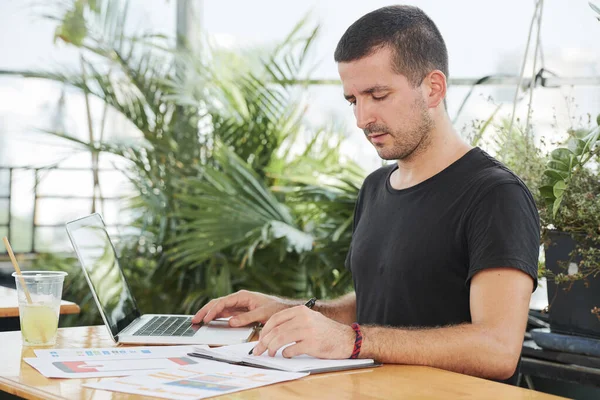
(373, 95, 388, 101)
(348, 100, 356, 106)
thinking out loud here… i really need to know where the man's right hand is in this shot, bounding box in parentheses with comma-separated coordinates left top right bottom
(192, 290, 290, 327)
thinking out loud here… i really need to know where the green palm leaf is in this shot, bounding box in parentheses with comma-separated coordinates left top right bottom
(7, 4, 361, 313)
(170, 141, 313, 269)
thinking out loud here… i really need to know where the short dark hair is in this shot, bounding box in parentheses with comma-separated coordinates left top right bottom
(334, 5, 449, 87)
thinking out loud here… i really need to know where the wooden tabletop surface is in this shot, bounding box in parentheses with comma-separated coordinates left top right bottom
(0, 325, 567, 400)
(0, 286, 80, 317)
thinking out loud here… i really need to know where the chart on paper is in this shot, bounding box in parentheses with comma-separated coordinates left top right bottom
(85, 359, 308, 400)
(25, 346, 203, 378)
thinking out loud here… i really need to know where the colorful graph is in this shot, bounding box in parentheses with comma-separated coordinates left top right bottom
(52, 357, 197, 374)
(167, 376, 238, 392)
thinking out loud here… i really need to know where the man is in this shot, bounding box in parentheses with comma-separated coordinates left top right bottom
(192, 5, 539, 385)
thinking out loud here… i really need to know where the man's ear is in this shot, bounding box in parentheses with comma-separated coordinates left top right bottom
(422, 70, 447, 109)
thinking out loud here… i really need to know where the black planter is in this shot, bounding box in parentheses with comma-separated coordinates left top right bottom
(545, 230, 600, 339)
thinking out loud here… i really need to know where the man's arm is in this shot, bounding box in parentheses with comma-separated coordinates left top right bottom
(313, 292, 356, 325)
(192, 290, 356, 327)
(359, 268, 532, 380)
(253, 268, 533, 381)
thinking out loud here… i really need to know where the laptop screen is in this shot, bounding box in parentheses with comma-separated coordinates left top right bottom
(66, 214, 141, 338)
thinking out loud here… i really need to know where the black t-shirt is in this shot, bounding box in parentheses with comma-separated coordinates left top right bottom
(345, 147, 540, 384)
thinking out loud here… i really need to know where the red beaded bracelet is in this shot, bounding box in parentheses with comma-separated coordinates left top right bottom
(350, 322, 363, 359)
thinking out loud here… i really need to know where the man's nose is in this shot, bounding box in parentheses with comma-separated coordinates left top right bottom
(354, 100, 376, 130)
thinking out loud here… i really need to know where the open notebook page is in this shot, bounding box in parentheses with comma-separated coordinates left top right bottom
(192, 342, 375, 372)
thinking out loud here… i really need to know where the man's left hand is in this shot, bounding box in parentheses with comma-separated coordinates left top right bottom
(252, 305, 355, 359)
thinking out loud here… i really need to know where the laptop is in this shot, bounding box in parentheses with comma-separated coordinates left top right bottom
(66, 213, 255, 345)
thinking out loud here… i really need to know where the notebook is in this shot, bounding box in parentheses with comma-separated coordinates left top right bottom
(188, 342, 380, 374)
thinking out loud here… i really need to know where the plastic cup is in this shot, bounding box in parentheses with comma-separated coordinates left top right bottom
(12, 271, 68, 346)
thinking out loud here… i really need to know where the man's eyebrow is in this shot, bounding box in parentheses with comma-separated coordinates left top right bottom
(344, 85, 392, 100)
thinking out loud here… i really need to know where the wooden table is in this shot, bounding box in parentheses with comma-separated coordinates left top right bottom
(0, 326, 567, 400)
(0, 286, 80, 318)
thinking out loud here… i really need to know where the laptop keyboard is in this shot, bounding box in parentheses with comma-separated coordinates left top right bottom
(133, 316, 197, 337)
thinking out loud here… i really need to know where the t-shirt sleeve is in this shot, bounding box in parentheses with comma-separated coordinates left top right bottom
(465, 182, 540, 289)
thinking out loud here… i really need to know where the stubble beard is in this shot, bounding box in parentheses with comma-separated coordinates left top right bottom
(366, 97, 435, 161)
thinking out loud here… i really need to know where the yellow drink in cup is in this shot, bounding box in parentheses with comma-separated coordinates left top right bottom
(12, 271, 68, 346)
(20, 304, 59, 345)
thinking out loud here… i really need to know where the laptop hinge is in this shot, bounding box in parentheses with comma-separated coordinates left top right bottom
(119, 316, 145, 337)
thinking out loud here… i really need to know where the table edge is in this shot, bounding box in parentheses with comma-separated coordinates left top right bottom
(0, 303, 81, 318)
(0, 376, 65, 400)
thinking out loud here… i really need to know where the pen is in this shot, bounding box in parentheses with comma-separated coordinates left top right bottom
(248, 297, 317, 356)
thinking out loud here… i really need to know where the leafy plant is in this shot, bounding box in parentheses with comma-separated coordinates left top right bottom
(539, 119, 600, 219)
(540, 164, 600, 286)
(171, 136, 362, 312)
(541, 3, 600, 228)
(488, 118, 547, 203)
(11, 0, 362, 325)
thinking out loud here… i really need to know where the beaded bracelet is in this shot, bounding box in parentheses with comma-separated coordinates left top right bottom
(350, 322, 363, 359)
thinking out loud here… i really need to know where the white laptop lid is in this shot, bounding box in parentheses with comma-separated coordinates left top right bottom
(66, 213, 141, 340)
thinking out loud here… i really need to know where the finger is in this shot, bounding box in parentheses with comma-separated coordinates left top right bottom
(229, 308, 270, 327)
(195, 292, 251, 324)
(281, 341, 310, 358)
(260, 306, 307, 338)
(265, 326, 307, 357)
(192, 298, 220, 324)
(215, 309, 247, 319)
(253, 320, 306, 357)
(205, 293, 255, 323)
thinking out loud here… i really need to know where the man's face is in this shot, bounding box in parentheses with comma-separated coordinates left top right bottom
(338, 47, 434, 160)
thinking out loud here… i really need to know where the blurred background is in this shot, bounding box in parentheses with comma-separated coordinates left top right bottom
(1, 0, 598, 251)
(1, 2, 600, 395)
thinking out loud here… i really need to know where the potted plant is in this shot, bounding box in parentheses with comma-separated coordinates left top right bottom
(539, 117, 600, 338)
